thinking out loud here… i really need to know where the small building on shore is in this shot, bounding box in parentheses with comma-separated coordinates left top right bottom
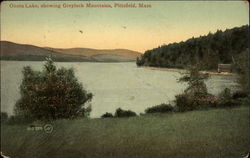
(217, 64, 232, 73)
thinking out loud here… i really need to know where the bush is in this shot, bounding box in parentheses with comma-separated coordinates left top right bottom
(175, 93, 218, 112)
(239, 97, 250, 106)
(232, 91, 248, 99)
(101, 112, 113, 118)
(175, 94, 196, 112)
(14, 57, 93, 120)
(217, 88, 237, 107)
(114, 108, 137, 118)
(145, 103, 174, 114)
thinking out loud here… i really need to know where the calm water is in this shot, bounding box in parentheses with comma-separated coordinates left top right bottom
(1, 61, 239, 118)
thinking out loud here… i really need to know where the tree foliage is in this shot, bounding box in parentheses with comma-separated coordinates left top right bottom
(233, 49, 249, 92)
(137, 25, 248, 71)
(14, 57, 93, 120)
(178, 65, 209, 97)
(175, 65, 216, 111)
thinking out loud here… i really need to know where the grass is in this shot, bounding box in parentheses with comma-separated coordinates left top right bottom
(1, 106, 249, 158)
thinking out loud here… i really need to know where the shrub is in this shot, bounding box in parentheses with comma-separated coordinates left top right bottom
(239, 97, 250, 106)
(114, 108, 137, 117)
(145, 103, 174, 114)
(232, 91, 248, 99)
(175, 94, 195, 112)
(217, 88, 236, 107)
(14, 57, 93, 120)
(175, 93, 218, 112)
(101, 112, 113, 118)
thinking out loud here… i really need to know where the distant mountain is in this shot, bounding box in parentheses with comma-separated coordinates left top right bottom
(45, 47, 141, 60)
(0, 41, 142, 62)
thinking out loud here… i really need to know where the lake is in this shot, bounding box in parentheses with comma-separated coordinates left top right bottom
(1, 61, 239, 118)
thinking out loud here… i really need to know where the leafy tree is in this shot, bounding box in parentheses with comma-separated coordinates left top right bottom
(175, 64, 215, 111)
(233, 49, 249, 92)
(178, 65, 209, 97)
(14, 57, 93, 120)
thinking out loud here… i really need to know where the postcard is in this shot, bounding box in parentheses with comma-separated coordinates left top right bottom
(1, 1, 249, 158)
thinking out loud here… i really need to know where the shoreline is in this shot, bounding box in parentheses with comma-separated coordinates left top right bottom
(142, 66, 235, 76)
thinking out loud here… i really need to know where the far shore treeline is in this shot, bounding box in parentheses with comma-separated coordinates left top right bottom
(136, 25, 249, 71)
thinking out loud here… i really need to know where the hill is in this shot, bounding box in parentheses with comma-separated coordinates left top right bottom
(0, 41, 93, 62)
(137, 25, 249, 70)
(0, 41, 141, 62)
(45, 47, 141, 60)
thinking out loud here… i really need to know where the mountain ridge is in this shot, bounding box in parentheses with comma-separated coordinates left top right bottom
(1, 41, 142, 62)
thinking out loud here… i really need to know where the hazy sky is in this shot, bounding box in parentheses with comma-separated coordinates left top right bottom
(1, 1, 249, 52)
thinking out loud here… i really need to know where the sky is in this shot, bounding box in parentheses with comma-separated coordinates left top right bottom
(1, 1, 249, 53)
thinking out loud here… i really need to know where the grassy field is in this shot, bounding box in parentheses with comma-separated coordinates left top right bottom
(1, 106, 249, 158)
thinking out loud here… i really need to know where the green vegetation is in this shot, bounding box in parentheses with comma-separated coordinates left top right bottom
(137, 25, 249, 111)
(114, 108, 137, 117)
(1, 106, 249, 158)
(144, 64, 248, 113)
(217, 88, 236, 107)
(178, 65, 209, 96)
(14, 57, 93, 120)
(101, 112, 114, 118)
(101, 108, 137, 118)
(174, 65, 216, 111)
(145, 103, 174, 114)
(233, 49, 249, 92)
(137, 25, 248, 71)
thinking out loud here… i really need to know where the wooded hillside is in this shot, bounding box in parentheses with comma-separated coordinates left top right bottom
(137, 25, 249, 70)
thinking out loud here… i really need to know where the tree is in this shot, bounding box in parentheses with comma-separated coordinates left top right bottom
(178, 64, 209, 97)
(233, 49, 249, 93)
(175, 64, 215, 111)
(14, 57, 93, 120)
